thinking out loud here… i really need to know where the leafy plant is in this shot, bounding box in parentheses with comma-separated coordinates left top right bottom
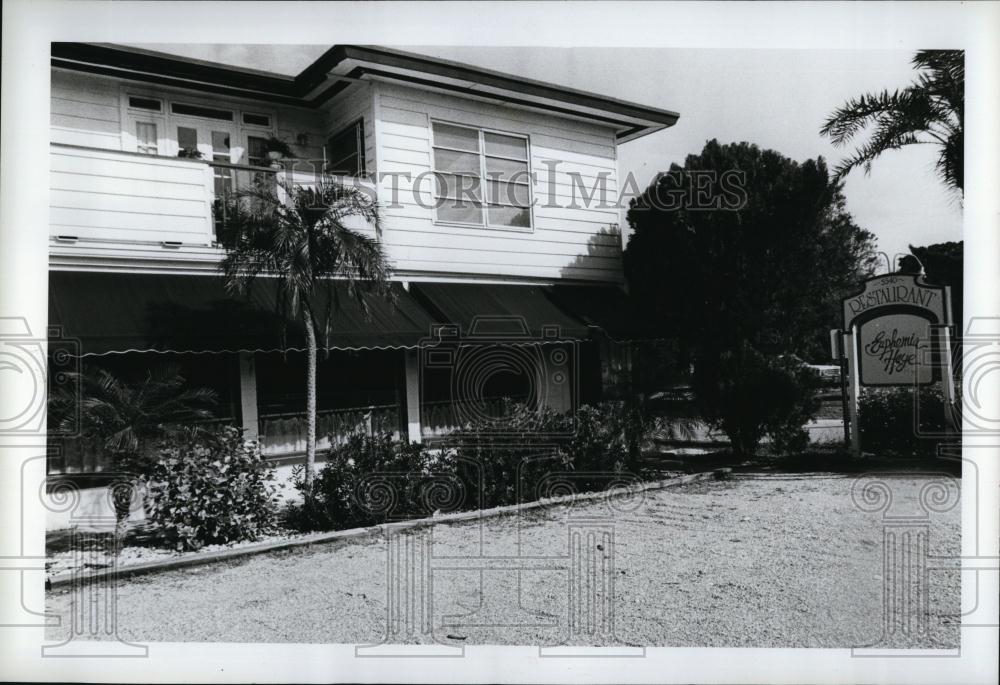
(177, 147, 203, 159)
(219, 179, 391, 487)
(691, 345, 821, 457)
(48, 364, 218, 549)
(821, 50, 964, 193)
(263, 136, 296, 159)
(858, 386, 951, 458)
(287, 433, 438, 532)
(285, 401, 649, 533)
(145, 426, 280, 551)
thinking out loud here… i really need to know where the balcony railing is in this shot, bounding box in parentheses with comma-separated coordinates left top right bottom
(50, 144, 373, 248)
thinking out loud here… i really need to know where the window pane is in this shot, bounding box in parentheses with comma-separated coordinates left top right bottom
(247, 136, 268, 167)
(211, 131, 231, 162)
(484, 132, 527, 160)
(432, 123, 479, 152)
(328, 154, 360, 176)
(437, 202, 484, 225)
(484, 157, 530, 180)
(243, 112, 271, 127)
(435, 173, 482, 201)
(214, 167, 233, 197)
(129, 96, 161, 112)
(172, 102, 233, 121)
(487, 204, 531, 228)
(487, 180, 529, 206)
(327, 122, 364, 176)
(433, 148, 480, 175)
(135, 122, 158, 154)
(177, 126, 198, 156)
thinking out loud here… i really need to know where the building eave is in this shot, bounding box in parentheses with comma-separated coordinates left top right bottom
(51, 42, 678, 142)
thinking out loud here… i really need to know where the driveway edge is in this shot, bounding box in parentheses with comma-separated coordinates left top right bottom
(48, 467, 730, 589)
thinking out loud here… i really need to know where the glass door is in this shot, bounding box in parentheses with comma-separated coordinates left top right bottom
(176, 120, 237, 239)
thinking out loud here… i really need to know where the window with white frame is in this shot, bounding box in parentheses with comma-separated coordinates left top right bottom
(134, 121, 159, 155)
(431, 121, 532, 229)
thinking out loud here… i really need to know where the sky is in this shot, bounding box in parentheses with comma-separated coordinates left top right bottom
(134, 44, 963, 263)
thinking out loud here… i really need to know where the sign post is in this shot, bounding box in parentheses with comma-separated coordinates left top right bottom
(844, 329, 862, 457)
(839, 272, 953, 457)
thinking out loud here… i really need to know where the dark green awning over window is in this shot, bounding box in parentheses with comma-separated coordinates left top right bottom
(410, 283, 590, 341)
(49, 271, 437, 356)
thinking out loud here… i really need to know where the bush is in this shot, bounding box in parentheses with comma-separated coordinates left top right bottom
(146, 426, 280, 551)
(858, 386, 951, 458)
(692, 345, 820, 456)
(287, 401, 648, 532)
(287, 433, 442, 532)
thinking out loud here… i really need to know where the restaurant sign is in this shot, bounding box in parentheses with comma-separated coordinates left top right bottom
(842, 273, 948, 387)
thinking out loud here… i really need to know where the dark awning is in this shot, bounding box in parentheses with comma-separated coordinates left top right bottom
(49, 271, 437, 356)
(543, 285, 662, 342)
(410, 283, 590, 341)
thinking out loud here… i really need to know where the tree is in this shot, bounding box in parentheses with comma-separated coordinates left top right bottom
(624, 140, 877, 455)
(821, 50, 964, 193)
(909, 240, 963, 345)
(48, 364, 218, 544)
(219, 178, 391, 485)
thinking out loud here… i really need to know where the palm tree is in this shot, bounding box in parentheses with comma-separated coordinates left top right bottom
(821, 50, 963, 193)
(218, 178, 391, 485)
(49, 364, 218, 544)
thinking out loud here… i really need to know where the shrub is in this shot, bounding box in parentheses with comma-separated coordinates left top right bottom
(287, 433, 442, 532)
(446, 400, 645, 510)
(692, 345, 820, 456)
(287, 401, 648, 532)
(858, 386, 951, 458)
(146, 426, 279, 551)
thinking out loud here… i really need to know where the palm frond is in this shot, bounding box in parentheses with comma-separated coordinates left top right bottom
(821, 49, 963, 192)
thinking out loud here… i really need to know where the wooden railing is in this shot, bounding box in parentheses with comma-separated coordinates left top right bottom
(420, 396, 528, 439)
(258, 403, 401, 457)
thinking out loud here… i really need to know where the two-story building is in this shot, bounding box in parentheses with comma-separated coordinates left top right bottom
(47, 43, 678, 475)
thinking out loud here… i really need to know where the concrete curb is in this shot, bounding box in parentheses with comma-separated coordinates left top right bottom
(48, 468, 730, 590)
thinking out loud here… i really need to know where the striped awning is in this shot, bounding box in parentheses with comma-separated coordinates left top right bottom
(49, 271, 437, 356)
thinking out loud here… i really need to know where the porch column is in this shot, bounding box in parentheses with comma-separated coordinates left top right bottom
(238, 352, 259, 441)
(403, 349, 422, 443)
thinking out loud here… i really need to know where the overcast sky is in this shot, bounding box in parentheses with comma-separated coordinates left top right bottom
(136, 44, 963, 263)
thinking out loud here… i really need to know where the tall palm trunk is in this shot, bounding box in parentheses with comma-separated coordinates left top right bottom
(303, 308, 317, 485)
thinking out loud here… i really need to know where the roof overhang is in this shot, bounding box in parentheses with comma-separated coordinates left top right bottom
(51, 43, 678, 143)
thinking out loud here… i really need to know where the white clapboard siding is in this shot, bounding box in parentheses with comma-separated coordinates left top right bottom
(51, 71, 122, 150)
(50, 145, 214, 245)
(372, 81, 623, 282)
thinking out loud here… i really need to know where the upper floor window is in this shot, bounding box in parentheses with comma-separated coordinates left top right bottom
(171, 102, 234, 121)
(242, 112, 271, 128)
(128, 96, 162, 112)
(326, 120, 366, 177)
(431, 121, 532, 229)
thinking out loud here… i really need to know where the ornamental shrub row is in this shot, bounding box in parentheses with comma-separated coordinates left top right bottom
(287, 401, 647, 533)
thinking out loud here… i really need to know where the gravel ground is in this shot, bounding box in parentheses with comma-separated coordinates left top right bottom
(46, 473, 960, 648)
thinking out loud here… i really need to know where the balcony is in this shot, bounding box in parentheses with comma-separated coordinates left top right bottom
(49, 144, 373, 266)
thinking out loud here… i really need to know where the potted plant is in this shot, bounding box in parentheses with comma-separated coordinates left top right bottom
(264, 136, 296, 161)
(177, 147, 203, 159)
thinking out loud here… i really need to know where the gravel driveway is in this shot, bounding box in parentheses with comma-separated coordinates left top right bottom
(46, 473, 960, 648)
